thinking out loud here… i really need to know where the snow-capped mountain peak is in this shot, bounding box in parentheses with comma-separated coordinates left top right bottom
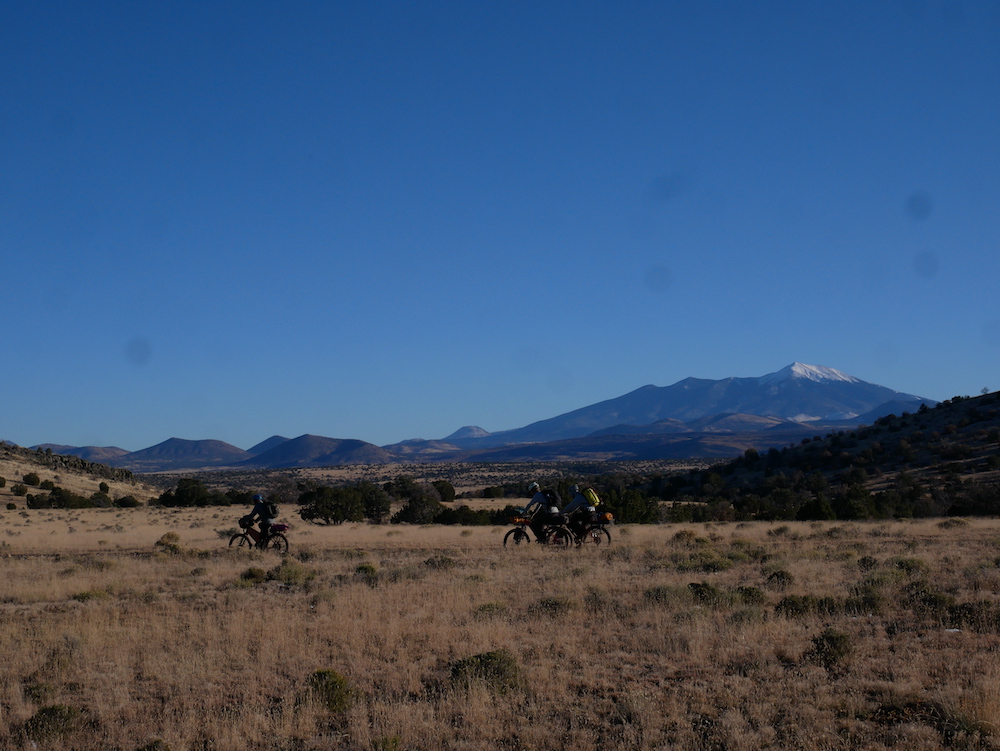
(759, 362, 861, 386)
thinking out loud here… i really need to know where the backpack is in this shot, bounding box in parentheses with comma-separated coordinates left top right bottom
(582, 487, 601, 507)
(264, 501, 279, 519)
(543, 489, 562, 507)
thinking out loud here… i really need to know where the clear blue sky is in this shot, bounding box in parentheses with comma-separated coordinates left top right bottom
(2, 1, 998, 451)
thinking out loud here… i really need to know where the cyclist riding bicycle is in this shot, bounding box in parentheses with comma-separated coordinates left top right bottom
(244, 494, 279, 547)
(524, 481, 561, 542)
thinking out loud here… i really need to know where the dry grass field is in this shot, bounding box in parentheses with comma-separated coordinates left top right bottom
(2, 507, 1000, 750)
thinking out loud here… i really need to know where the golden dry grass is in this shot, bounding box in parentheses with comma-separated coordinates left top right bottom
(2, 510, 1000, 750)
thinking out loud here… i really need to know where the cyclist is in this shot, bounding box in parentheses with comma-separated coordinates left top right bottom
(524, 481, 560, 542)
(562, 485, 591, 542)
(245, 494, 279, 547)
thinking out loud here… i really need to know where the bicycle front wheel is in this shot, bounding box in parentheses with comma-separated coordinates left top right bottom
(229, 533, 254, 549)
(266, 533, 289, 554)
(583, 526, 612, 546)
(503, 528, 530, 548)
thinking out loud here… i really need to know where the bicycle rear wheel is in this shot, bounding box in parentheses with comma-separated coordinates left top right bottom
(545, 526, 573, 548)
(266, 533, 289, 554)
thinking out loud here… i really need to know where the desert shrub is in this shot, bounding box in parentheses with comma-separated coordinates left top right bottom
(136, 740, 171, 751)
(154, 532, 182, 554)
(902, 581, 955, 619)
(644, 585, 690, 606)
(308, 669, 354, 713)
(72, 589, 109, 602)
(891, 556, 929, 575)
(423, 555, 457, 570)
(858, 555, 878, 572)
(528, 596, 574, 617)
(0, 476, 5, 487)
(240, 567, 267, 584)
(39, 479, 56, 490)
(765, 569, 794, 590)
(688, 581, 723, 604)
(674, 549, 732, 572)
(115, 495, 141, 508)
(22, 704, 82, 740)
(472, 602, 508, 620)
(845, 578, 886, 615)
(736, 585, 766, 605)
(11, 483, 27, 497)
(23, 472, 40, 486)
(6, 503, 15, 510)
(672, 529, 700, 545)
(355, 563, 379, 587)
(938, 518, 968, 529)
(450, 649, 524, 694)
(947, 601, 1000, 632)
(807, 627, 853, 670)
(774, 594, 840, 618)
(267, 559, 315, 587)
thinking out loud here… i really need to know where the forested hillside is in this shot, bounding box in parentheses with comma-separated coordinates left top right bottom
(580, 390, 1000, 522)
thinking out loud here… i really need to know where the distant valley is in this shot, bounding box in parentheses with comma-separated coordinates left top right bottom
(26, 363, 936, 473)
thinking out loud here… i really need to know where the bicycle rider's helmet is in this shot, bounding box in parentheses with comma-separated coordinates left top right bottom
(528, 482, 539, 493)
(253, 494, 263, 502)
(570, 485, 580, 495)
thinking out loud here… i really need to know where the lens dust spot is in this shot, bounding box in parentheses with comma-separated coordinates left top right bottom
(912, 251, 939, 279)
(643, 265, 673, 294)
(126, 338, 152, 366)
(905, 191, 933, 221)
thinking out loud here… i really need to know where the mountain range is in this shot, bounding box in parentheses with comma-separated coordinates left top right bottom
(30, 363, 934, 472)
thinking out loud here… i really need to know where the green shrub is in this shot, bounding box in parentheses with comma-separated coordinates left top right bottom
(423, 555, 457, 570)
(450, 649, 524, 693)
(23, 472, 40, 487)
(22, 704, 82, 740)
(240, 567, 267, 584)
(473, 602, 508, 620)
(308, 669, 354, 713)
(136, 740, 171, 751)
(688, 581, 723, 604)
(736, 585, 766, 605)
(528, 596, 575, 617)
(11, 483, 27, 497)
(858, 555, 878, 572)
(807, 628, 853, 670)
(6, 503, 15, 510)
(72, 589, 109, 602)
(644, 585, 689, 606)
(765, 569, 794, 590)
(354, 563, 380, 587)
(267, 559, 315, 587)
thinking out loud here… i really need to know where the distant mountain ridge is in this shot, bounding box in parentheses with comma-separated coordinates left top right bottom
(455, 362, 930, 447)
(27, 363, 934, 471)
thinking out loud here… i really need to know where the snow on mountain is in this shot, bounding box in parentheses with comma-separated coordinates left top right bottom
(758, 362, 861, 386)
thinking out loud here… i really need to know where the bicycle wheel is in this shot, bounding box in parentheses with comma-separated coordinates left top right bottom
(503, 528, 530, 548)
(584, 526, 612, 546)
(266, 533, 289, 554)
(545, 526, 573, 548)
(229, 533, 254, 549)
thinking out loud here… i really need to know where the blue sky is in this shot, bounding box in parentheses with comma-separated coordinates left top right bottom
(2, 1, 998, 451)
